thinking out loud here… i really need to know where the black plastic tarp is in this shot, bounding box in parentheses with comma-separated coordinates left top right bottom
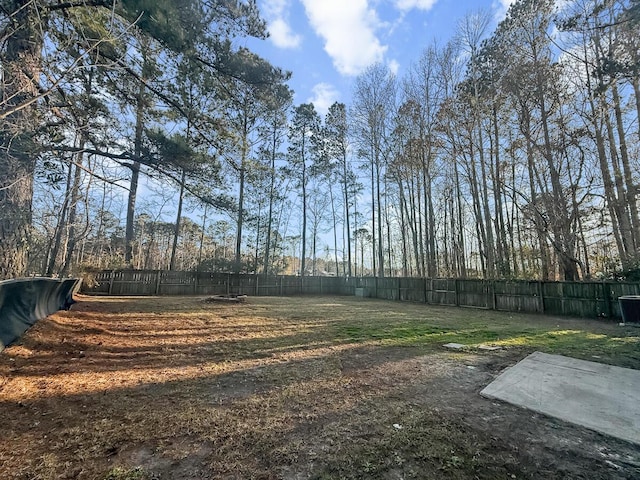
(0, 278, 81, 352)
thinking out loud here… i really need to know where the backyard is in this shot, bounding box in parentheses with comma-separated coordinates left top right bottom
(0, 295, 639, 479)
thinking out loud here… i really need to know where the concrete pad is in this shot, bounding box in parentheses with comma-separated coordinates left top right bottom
(481, 352, 640, 445)
(443, 343, 465, 350)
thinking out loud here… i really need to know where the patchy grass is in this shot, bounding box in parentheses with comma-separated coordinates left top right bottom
(329, 300, 640, 368)
(104, 467, 150, 480)
(0, 295, 638, 480)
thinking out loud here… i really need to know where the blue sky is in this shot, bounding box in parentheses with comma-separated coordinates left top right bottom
(243, 0, 516, 115)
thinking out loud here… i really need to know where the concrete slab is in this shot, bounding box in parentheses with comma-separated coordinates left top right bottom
(478, 345, 502, 351)
(443, 343, 465, 350)
(481, 351, 640, 445)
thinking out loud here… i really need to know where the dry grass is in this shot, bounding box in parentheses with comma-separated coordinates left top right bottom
(0, 295, 638, 480)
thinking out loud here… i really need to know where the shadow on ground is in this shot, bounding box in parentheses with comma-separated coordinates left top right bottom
(0, 295, 638, 480)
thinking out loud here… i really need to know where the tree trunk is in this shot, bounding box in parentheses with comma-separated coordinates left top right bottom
(125, 42, 151, 267)
(508, 160, 519, 277)
(60, 149, 85, 275)
(328, 182, 339, 276)
(611, 82, 640, 249)
(370, 149, 376, 277)
(169, 169, 186, 271)
(604, 99, 635, 263)
(264, 122, 277, 274)
(198, 205, 208, 270)
(415, 168, 425, 277)
(477, 117, 496, 278)
(301, 135, 307, 276)
(312, 218, 317, 276)
(235, 109, 249, 273)
(254, 201, 262, 274)
(454, 153, 466, 277)
(384, 176, 393, 273)
(375, 153, 384, 278)
(397, 176, 409, 277)
(466, 139, 487, 277)
(525, 125, 550, 280)
(46, 161, 74, 275)
(632, 77, 640, 143)
(424, 157, 437, 277)
(443, 190, 450, 276)
(125, 160, 140, 265)
(235, 162, 246, 272)
(0, 0, 42, 279)
(409, 172, 421, 276)
(580, 37, 628, 268)
(342, 150, 352, 276)
(536, 58, 578, 280)
(491, 104, 510, 277)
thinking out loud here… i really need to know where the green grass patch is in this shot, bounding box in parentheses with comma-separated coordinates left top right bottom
(104, 467, 150, 480)
(329, 305, 640, 369)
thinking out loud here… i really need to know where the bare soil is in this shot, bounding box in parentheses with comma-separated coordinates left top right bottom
(0, 295, 638, 479)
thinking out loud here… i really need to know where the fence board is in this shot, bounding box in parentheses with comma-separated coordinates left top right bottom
(494, 281, 540, 313)
(458, 279, 489, 309)
(401, 278, 426, 302)
(81, 270, 640, 320)
(428, 278, 457, 306)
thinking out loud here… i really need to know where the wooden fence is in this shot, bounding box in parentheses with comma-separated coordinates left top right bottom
(84, 270, 347, 297)
(82, 270, 640, 320)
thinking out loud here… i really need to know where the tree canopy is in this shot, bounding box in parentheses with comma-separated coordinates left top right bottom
(2, 0, 640, 281)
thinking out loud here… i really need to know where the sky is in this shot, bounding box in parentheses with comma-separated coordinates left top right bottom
(243, 0, 517, 116)
(118, 1, 522, 254)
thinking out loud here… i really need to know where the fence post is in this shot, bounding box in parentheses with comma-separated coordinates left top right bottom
(280, 276, 283, 296)
(537, 281, 544, 313)
(489, 280, 497, 310)
(430, 278, 434, 304)
(602, 281, 612, 318)
(193, 271, 198, 295)
(108, 270, 115, 295)
(320, 276, 323, 295)
(423, 278, 428, 304)
(155, 270, 162, 295)
(454, 279, 459, 306)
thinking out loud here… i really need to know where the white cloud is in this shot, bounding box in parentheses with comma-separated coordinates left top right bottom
(493, 0, 516, 19)
(262, 0, 302, 49)
(308, 83, 339, 116)
(394, 0, 438, 11)
(269, 18, 302, 48)
(300, 0, 387, 76)
(496, 0, 516, 9)
(388, 59, 400, 75)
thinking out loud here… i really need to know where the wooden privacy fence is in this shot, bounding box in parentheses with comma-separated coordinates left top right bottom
(84, 270, 347, 297)
(346, 277, 640, 319)
(82, 270, 640, 320)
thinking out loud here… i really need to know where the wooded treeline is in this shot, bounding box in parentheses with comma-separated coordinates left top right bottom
(353, 0, 640, 281)
(1, 0, 639, 281)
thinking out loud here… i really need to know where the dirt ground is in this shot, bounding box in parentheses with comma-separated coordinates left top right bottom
(0, 295, 638, 479)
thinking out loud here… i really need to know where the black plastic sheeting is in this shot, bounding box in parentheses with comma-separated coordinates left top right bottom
(619, 295, 640, 323)
(0, 278, 82, 352)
